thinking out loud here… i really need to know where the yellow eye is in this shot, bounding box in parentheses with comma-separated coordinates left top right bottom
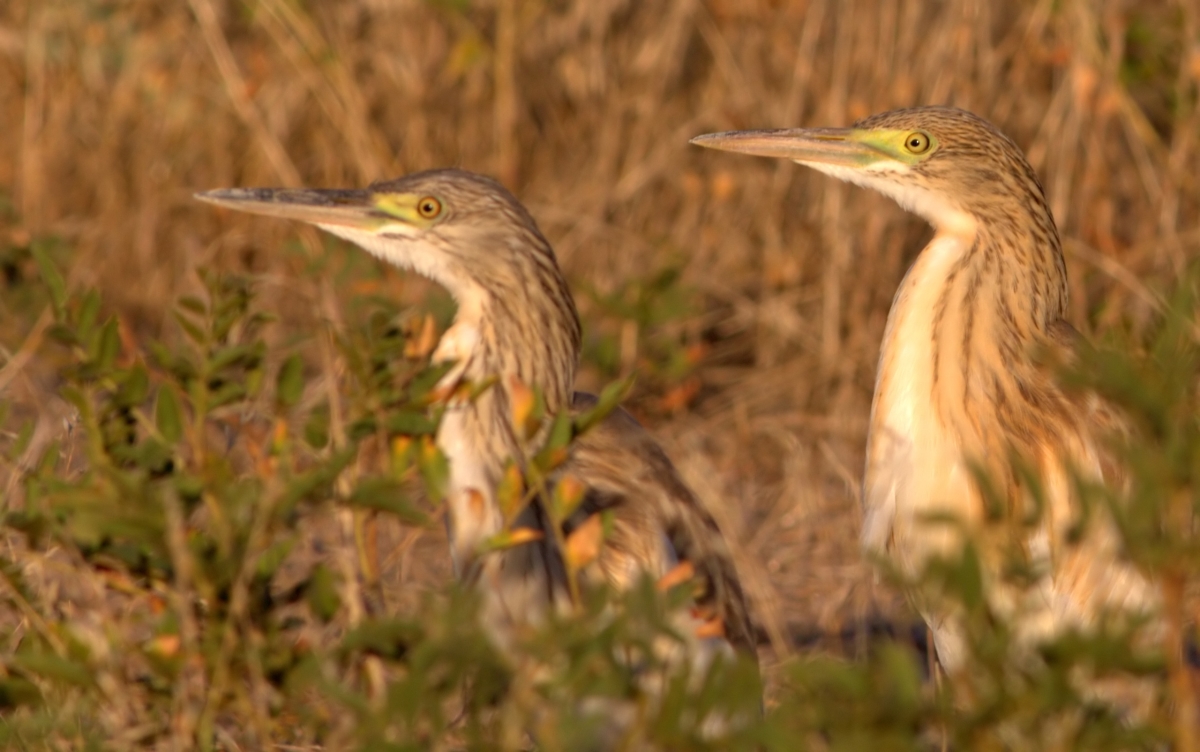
(904, 131, 931, 154)
(417, 196, 442, 219)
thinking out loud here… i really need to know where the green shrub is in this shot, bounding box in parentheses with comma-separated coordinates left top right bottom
(1, 248, 1196, 751)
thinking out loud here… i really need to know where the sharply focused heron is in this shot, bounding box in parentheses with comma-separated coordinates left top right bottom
(196, 168, 756, 679)
(691, 107, 1156, 675)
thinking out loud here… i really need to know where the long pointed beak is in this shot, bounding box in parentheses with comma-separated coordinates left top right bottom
(194, 187, 382, 230)
(689, 128, 883, 168)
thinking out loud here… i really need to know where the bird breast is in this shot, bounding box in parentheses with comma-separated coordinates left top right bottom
(438, 407, 502, 576)
(862, 232, 978, 573)
(432, 320, 480, 392)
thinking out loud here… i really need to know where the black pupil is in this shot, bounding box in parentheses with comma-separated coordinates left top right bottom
(423, 201, 435, 214)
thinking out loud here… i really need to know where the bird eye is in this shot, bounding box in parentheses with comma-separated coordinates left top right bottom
(904, 131, 931, 154)
(417, 196, 442, 219)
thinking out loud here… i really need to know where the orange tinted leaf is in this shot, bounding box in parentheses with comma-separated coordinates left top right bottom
(684, 341, 710, 365)
(508, 375, 543, 439)
(694, 615, 726, 640)
(656, 560, 696, 592)
(465, 488, 487, 523)
(391, 435, 414, 470)
(497, 463, 526, 523)
(564, 513, 604, 571)
(483, 527, 544, 552)
(418, 437, 449, 501)
(553, 474, 586, 520)
(147, 634, 181, 658)
(657, 376, 701, 413)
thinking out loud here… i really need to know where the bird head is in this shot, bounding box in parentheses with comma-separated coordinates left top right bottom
(197, 168, 582, 406)
(691, 106, 1052, 239)
(198, 169, 571, 314)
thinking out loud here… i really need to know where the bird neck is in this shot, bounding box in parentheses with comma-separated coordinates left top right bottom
(434, 278, 582, 572)
(445, 280, 581, 443)
(933, 218, 1066, 347)
(869, 207, 1070, 478)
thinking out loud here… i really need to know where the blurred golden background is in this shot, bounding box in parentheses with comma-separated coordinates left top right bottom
(2, 0, 1197, 658)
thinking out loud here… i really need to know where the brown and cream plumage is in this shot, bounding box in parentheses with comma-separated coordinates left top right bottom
(692, 107, 1156, 675)
(196, 168, 756, 668)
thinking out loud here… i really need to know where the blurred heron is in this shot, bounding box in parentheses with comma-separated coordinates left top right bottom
(196, 168, 756, 677)
(691, 107, 1156, 677)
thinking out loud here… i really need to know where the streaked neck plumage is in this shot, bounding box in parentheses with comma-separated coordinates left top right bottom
(319, 218, 581, 572)
(860, 149, 1071, 559)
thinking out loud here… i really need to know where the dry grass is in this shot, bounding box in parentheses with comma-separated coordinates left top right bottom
(2, 0, 1198, 685)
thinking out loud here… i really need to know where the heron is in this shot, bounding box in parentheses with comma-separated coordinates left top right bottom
(195, 168, 757, 708)
(690, 107, 1157, 681)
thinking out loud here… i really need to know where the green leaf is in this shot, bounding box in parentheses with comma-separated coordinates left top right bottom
(384, 410, 438, 436)
(245, 364, 265, 398)
(0, 677, 42, 709)
(544, 410, 573, 453)
(94, 318, 121, 373)
(155, 386, 184, 443)
(258, 536, 297, 580)
(347, 477, 430, 526)
(3, 510, 50, 543)
(208, 381, 247, 410)
(173, 472, 204, 504)
(209, 343, 263, 374)
(10, 651, 93, 689)
(131, 438, 174, 473)
(60, 385, 87, 414)
(339, 619, 422, 660)
(306, 563, 340, 623)
(304, 402, 330, 448)
(77, 290, 101, 340)
(116, 365, 150, 407)
(409, 362, 456, 401)
(173, 310, 207, 347)
(348, 417, 376, 441)
(30, 241, 67, 314)
(177, 295, 207, 316)
(280, 448, 357, 511)
(576, 375, 635, 435)
(417, 438, 449, 502)
(276, 354, 305, 409)
(46, 322, 78, 346)
(148, 342, 198, 383)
